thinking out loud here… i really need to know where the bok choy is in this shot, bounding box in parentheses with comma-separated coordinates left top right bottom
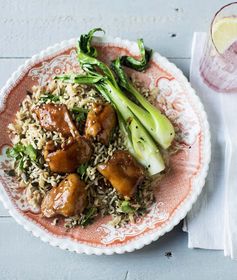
(55, 28, 175, 175)
(111, 57, 175, 149)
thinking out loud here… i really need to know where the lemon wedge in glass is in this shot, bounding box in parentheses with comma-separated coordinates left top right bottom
(212, 17, 237, 54)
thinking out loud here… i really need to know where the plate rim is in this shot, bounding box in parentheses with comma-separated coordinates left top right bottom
(0, 36, 211, 255)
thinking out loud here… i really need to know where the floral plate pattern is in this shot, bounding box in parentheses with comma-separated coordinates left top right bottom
(0, 36, 210, 255)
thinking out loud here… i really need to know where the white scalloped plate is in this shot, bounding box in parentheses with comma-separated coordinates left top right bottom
(0, 36, 210, 255)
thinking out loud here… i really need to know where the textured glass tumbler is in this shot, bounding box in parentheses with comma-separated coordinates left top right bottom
(200, 2, 237, 93)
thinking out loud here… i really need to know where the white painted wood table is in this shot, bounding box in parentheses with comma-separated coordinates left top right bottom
(1, 1, 237, 279)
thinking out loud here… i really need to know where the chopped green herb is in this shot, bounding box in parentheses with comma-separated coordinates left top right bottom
(77, 164, 88, 177)
(6, 143, 25, 158)
(25, 144, 37, 161)
(120, 200, 134, 213)
(80, 207, 97, 226)
(6, 143, 38, 170)
(71, 107, 88, 114)
(76, 113, 86, 123)
(18, 157, 24, 170)
(135, 190, 142, 204)
(40, 94, 60, 103)
(71, 106, 88, 124)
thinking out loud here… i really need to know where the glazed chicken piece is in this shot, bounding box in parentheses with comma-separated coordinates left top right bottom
(85, 103, 117, 145)
(43, 140, 57, 159)
(34, 103, 79, 137)
(44, 137, 92, 173)
(41, 174, 87, 218)
(97, 151, 145, 198)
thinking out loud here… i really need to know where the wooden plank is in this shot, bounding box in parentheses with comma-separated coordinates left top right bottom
(0, 221, 236, 280)
(0, 208, 8, 217)
(170, 58, 190, 78)
(0, 204, 8, 216)
(0, 0, 231, 58)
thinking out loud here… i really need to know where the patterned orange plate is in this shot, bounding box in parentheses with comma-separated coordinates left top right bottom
(0, 37, 210, 255)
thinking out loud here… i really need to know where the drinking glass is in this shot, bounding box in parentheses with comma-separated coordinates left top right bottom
(200, 2, 237, 93)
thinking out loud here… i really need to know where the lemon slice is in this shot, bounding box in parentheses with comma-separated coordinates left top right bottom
(212, 17, 237, 53)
